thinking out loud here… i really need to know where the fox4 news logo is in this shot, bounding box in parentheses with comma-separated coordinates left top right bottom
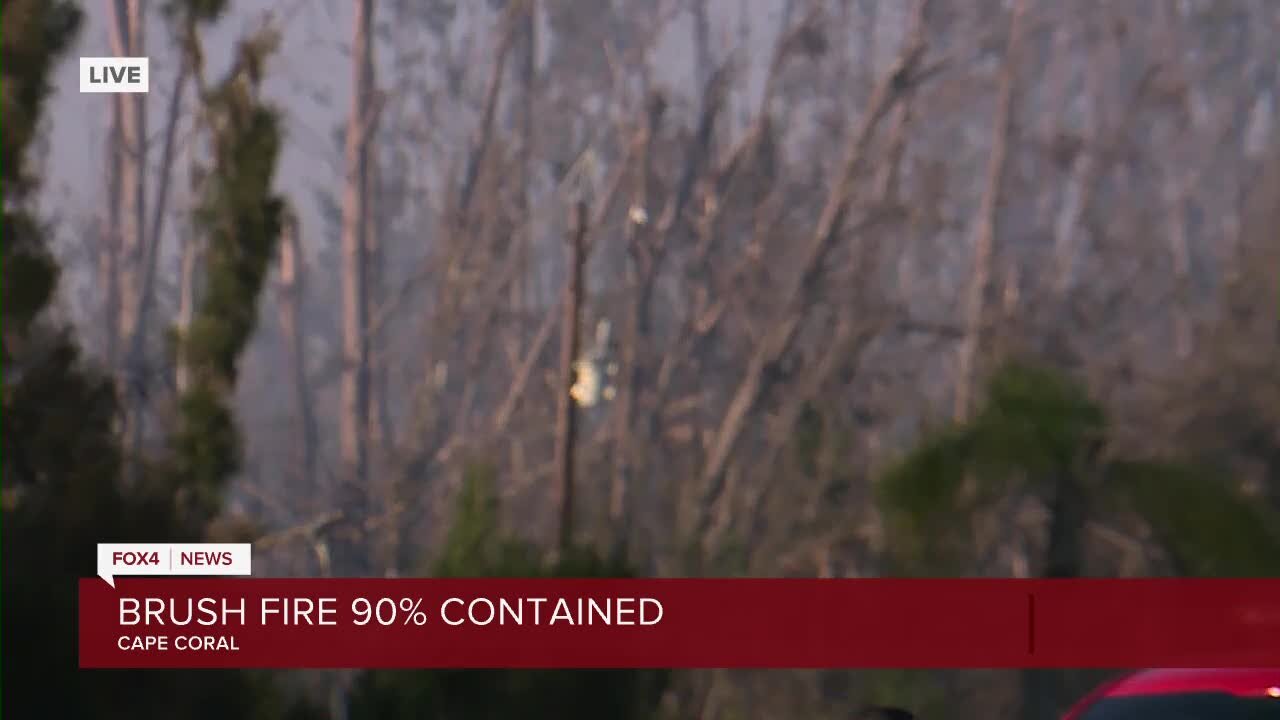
(80, 57, 149, 93)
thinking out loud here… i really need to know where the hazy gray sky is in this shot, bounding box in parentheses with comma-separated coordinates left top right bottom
(42, 0, 804, 294)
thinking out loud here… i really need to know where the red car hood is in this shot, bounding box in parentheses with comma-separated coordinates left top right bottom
(1064, 668, 1280, 719)
(1105, 668, 1280, 697)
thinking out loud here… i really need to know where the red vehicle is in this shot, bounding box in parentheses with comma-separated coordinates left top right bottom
(1062, 668, 1280, 719)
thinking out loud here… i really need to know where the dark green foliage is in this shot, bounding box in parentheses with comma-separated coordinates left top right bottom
(878, 361, 1280, 576)
(433, 463, 541, 577)
(167, 384, 241, 520)
(0, 0, 81, 198)
(878, 424, 975, 535)
(2, 340, 316, 718)
(880, 364, 1102, 536)
(978, 363, 1105, 469)
(1, 213, 58, 347)
(1106, 460, 1280, 575)
(3, 337, 121, 506)
(860, 669, 949, 720)
(166, 28, 284, 527)
(181, 97, 284, 384)
(0, 0, 79, 351)
(348, 465, 669, 720)
(2, 1, 317, 716)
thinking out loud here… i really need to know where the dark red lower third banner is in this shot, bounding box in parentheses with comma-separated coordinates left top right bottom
(79, 578, 1280, 668)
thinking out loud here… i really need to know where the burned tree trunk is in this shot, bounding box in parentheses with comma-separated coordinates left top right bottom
(555, 201, 588, 554)
(610, 91, 667, 560)
(337, 0, 376, 574)
(110, 0, 147, 372)
(276, 210, 317, 498)
(100, 97, 122, 368)
(954, 0, 1023, 423)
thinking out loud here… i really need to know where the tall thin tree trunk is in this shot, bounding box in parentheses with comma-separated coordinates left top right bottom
(954, 0, 1024, 423)
(124, 57, 188, 466)
(338, 0, 376, 575)
(1166, 175, 1194, 358)
(691, 0, 713, 92)
(367, 121, 396, 577)
(113, 0, 146, 375)
(693, 10, 927, 548)
(101, 100, 123, 368)
(1050, 24, 1110, 299)
(365, 63, 388, 456)
(107, 0, 147, 484)
(1158, 2, 1194, 360)
(1021, 465, 1089, 720)
(128, 59, 189, 364)
(515, 0, 536, 335)
(507, 0, 538, 496)
(175, 142, 201, 395)
(610, 98, 661, 560)
(277, 211, 317, 499)
(175, 217, 198, 395)
(554, 201, 588, 555)
(611, 229, 642, 559)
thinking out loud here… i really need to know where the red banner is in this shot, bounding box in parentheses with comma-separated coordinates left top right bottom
(79, 578, 1280, 669)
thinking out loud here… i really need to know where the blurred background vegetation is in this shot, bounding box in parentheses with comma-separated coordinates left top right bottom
(3, 0, 1278, 718)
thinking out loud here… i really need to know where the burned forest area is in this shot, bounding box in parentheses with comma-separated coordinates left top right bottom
(3, 0, 1279, 718)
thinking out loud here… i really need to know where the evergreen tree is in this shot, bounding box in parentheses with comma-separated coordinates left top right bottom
(878, 361, 1280, 577)
(877, 361, 1280, 720)
(2, 1, 316, 716)
(165, 10, 286, 530)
